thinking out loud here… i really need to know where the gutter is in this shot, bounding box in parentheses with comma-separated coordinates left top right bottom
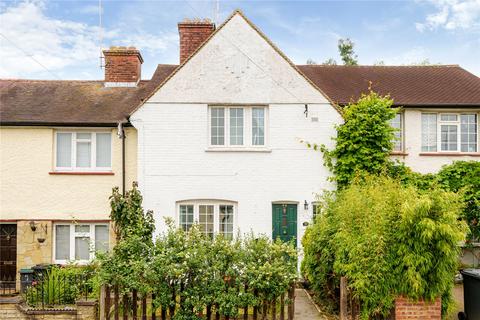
(117, 122, 126, 196)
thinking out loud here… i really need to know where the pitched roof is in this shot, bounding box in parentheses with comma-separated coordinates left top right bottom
(297, 65, 480, 107)
(0, 64, 177, 126)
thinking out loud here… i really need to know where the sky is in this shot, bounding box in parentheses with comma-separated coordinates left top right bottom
(1, 0, 479, 80)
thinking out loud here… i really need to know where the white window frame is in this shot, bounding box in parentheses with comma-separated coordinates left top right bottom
(54, 131, 113, 172)
(53, 223, 109, 265)
(421, 112, 479, 153)
(208, 106, 268, 149)
(390, 113, 403, 152)
(176, 200, 237, 238)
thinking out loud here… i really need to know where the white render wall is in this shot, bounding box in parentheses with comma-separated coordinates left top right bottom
(132, 102, 341, 254)
(393, 109, 480, 174)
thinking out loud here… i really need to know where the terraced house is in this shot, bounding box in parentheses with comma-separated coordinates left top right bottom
(1, 10, 479, 291)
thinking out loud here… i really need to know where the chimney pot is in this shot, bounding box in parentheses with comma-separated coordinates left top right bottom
(178, 19, 215, 64)
(103, 47, 143, 87)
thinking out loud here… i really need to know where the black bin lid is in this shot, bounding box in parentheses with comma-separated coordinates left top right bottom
(461, 269, 480, 280)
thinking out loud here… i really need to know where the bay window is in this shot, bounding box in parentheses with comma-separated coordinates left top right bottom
(422, 113, 478, 153)
(55, 131, 112, 171)
(54, 223, 109, 264)
(209, 106, 267, 148)
(178, 201, 236, 239)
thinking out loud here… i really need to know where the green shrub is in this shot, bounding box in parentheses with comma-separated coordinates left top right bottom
(25, 265, 94, 307)
(98, 219, 297, 319)
(302, 176, 466, 319)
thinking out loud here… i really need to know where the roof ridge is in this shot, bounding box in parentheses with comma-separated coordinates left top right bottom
(296, 64, 461, 68)
(0, 79, 105, 82)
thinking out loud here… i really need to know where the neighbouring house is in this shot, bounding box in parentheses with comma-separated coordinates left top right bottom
(1, 9, 479, 291)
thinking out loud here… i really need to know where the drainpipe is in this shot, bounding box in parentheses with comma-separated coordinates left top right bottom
(117, 122, 126, 196)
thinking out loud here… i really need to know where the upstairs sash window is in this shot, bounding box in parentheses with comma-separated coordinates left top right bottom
(209, 107, 267, 148)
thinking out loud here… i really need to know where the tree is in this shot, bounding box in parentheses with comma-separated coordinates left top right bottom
(322, 58, 337, 65)
(306, 58, 317, 65)
(338, 38, 358, 66)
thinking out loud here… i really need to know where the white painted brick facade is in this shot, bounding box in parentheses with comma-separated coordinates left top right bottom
(131, 13, 343, 254)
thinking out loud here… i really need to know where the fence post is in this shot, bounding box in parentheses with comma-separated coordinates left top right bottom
(340, 277, 348, 320)
(280, 293, 285, 320)
(123, 294, 129, 320)
(151, 293, 156, 320)
(142, 295, 147, 320)
(287, 283, 295, 320)
(105, 285, 111, 320)
(114, 285, 119, 320)
(272, 298, 277, 320)
(253, 289, 258, 320)
(132, 289, 138, 320)
(99, 284, 106, 320)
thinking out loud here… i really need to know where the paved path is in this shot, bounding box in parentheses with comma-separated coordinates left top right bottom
(294, 289, 328, 320)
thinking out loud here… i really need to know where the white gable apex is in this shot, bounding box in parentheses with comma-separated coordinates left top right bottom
(145, 12, 330, 105)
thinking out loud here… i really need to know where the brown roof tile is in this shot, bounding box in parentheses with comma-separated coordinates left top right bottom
(0, 64, 177, 126)
(2, 64, 479, 126)
(297, 65, 480, 106)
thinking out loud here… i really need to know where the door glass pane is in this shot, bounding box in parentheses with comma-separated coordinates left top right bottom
(75, 236, 90, 260)
(421, 114, 437, 152)
(211, 108, 225, 145)
(95, 225, 109, 253)
(199, 205, 214, 238)
(179, 205, 194, 231)
(219, 205, 234, 239)
(96, 133, 112, 167)
(56, 133, 72, 167)
(461, 114, 477, 152)
(389, 113, 402, 151)
(76, 142, 91, 167)
(252, 108, 265, 146)
(441, 125, 458, 151)
(55, 225, 70, 260)
(230, 108, 244, 145)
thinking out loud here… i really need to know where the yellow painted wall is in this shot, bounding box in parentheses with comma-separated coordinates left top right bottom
(0, 127, 137, 220)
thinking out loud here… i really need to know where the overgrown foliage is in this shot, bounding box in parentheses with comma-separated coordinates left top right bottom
(98, 185, 297, 319)
(310, 90, 398, 188)
(109, 182, 155, 243)
(25, 265, 96, 307)
(302, 177, 467, 319)
(98, 220, 297, 319)
(389, 161, 480, 241)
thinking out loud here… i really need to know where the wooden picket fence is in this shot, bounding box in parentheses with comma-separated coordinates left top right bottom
(99, 283, 296, 320)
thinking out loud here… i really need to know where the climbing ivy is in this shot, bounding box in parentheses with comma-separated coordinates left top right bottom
(309, 89, 398, 188)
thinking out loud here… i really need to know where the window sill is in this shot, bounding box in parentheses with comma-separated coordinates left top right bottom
(390, 151, 409, 156)
(49, 171, 114, 175)
(419, 152, 480, 157)
(205, 147, 272, 153)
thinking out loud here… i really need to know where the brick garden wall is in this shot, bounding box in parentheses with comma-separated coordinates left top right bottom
(394, 296, 441, 320)
(0, 297, 97, 320)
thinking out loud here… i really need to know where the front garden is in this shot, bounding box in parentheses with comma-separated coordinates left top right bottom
(302, 89, 479, 319)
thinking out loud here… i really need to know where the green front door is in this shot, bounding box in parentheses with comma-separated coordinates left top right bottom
(272, 204, 297, 247)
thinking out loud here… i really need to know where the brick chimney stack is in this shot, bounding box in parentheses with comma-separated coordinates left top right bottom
(103, 46, 143, 87)
(178, 19, 215, 64)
